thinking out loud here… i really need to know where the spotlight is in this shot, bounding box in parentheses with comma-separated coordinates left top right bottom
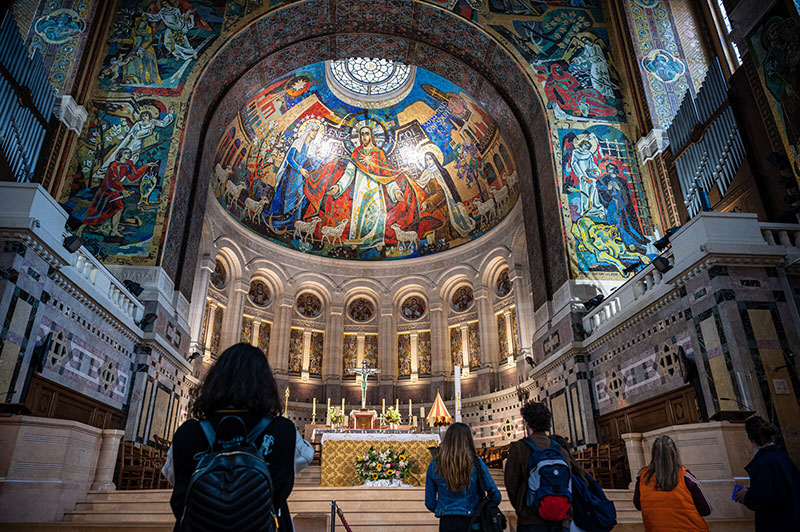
(583, 294, 605, 312)
(525, 355, 536, 368)
(63, 235, 83, 253)
(653, 226, 681, 252)
(652, 256, 672, 274)
(137, 312, 157, 331)
(623, 260, 644, 275)
(123, 280, 144, 297)
(187, 351, 201, 362)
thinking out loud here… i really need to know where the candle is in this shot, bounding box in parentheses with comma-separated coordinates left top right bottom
(312, 397, 316, 415)
(327, 397, 331, 411)
(382, 398, 385, 415)
(395, 398, 399, 411)
(421, 407, 425, 421)
(342, 397, 345, 411)
(413, 415, 418, 428)
(408, 399, 412, 423)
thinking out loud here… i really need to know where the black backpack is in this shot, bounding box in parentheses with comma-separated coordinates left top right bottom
(468, 455, 507, 532)
(179, 416, 277, 532)
(571, 473, 616, 532)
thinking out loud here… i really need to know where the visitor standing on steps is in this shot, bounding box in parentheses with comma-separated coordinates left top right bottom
(733, 416, 800, 532)
(633, 435, 711, 532)
(425, 422, 502, 531)
(504, 401, 574, 532)
(169, 343, 297, 531)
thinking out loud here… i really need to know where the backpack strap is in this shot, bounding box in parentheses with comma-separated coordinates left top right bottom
(199, 420, 216, 450)
(246, 417, 272, 445)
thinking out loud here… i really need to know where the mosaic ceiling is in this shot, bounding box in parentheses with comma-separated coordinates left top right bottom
(213, 60, 519, 260)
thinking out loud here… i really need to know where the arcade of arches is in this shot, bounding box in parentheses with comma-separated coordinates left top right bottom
(1, 0, 800, 528)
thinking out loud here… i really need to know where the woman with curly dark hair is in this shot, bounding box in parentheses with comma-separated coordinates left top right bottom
(169, 343, 297, 531)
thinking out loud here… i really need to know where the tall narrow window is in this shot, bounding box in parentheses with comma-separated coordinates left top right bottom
(711, 0, 742, 69)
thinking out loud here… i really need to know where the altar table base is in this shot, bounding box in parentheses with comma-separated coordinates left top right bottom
(320, 435, 440, 487)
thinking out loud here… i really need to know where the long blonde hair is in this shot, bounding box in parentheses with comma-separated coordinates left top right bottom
(643, 435, 681, 491)
(436, 422, 476, 492)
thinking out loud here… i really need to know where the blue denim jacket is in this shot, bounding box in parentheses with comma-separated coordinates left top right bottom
(425, 456, 501, 517)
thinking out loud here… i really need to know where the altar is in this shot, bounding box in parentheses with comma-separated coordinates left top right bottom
(320, 432, 441, 487)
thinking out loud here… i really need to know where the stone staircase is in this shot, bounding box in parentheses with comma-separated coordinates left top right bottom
(3, 465, 645, 532)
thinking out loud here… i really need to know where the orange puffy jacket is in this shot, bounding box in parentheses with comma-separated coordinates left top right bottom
(638, 466, 710, 532)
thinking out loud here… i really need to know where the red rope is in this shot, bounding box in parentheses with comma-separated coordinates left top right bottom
(336, 506, 354, 532)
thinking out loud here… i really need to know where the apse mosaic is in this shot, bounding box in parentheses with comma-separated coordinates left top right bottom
(288, 327, 303, 373)
(418, 331, 432, 376)
(468, 321, 481, 369)
(241, 316, 253, 343)
(398, 333, 411, 377)
(450, 326, 463, 367)
(296, 293, 322, 318)
(364, 334, 378, 368)
(257, 321, 270, 355)
(342, 333, 358, 374)
(309, 331, 324, 375)
(212, 60, 519, 261)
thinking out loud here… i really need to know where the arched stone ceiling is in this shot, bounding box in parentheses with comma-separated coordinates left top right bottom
(213, 60, 519, 260)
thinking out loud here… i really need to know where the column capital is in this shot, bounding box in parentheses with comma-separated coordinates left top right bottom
(199, 254, 216, 274)
(231, 278, 250, 294)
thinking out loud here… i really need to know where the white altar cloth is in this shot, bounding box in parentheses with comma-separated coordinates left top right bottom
(320, 432, 441, 444)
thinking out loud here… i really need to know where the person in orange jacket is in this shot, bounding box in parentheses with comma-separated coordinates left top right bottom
(633, 435, 712, 532)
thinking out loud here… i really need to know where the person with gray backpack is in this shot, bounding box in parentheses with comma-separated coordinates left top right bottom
(169, 343, 297, 531)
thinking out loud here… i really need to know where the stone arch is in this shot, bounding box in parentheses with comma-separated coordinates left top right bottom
(162, 1, 561, 309)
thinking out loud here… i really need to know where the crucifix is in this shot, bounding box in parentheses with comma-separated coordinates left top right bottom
(348, 359, 380, 409)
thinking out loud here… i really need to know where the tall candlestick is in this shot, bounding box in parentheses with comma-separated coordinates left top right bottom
(408, 399, 412, 423)
(421, 407, 425, 423)
(382, 398, 385, 415)
(313, 397, 316, 415)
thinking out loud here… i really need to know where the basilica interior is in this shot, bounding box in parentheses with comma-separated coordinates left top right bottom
(1, 0, 799, 530)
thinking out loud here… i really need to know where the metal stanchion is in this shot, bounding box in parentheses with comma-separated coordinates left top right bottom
(330, 500, 336, 532)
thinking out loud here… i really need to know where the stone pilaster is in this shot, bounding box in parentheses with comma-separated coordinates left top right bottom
(188, 254, 215, 354)
(271, 294, 294, 376)
(475, 286, 499, 369)
(219, 278, 248, 350)
(325, 305, 344, 379)
(429, 297, 448, 378)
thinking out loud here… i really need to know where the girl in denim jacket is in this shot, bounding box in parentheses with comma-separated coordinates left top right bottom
(425, 423, 502, 531)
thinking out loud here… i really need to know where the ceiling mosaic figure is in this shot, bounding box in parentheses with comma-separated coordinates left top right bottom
(212, 60, 519, 260)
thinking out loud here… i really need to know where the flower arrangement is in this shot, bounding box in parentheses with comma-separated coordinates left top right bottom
(354, 446, 413, 484)
(384, 406, 401, 424)
(328, 406, 344, 425)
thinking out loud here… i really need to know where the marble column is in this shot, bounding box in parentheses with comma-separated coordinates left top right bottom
(271, 293, 295, 376)
(188, 254, 215, 354)
(475, 286, 499, 370)
(220, 278, 248, 351)
(91, 429, 125, 491)
(429, 298, 448, 378)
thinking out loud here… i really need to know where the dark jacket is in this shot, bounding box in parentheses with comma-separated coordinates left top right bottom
(743, 444, 800, 532)
(425, 456, 501, 517)
(503, 433, 572, 528)
(169, 412, 297, 531)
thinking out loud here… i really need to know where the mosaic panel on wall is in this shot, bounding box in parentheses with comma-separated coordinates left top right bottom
(25, 0, 99, 94)
(746, 4, 800, 184)
(497, 312, 508, 364)
(486, 2, 657, 279)
(401, 296, 426, 320)
(398, 333, 411, 377)
(296, 293, 322, 318)
(510, 306, 519, 353)
(309, 331, 323, 375)
(450, 326, 463, 367)
(241, 316, 253, 343)
(342, 333, 358, 374)
(211, 259, 226, 289)
(468, 320, 480, 369)
(248, 280, 270, 306)
(496, 268, 512, 297)
(210, 305, 223, 355)
(624, 0, 695, 129)
(451, 286, 474, 312)
(258, 321, 271, 355)
(418, 330, 432, 375)
(364, 334, 378, 368)
(213, 61, 519, 260)
(348, 298, 374, 322)
(287, 327, 303, 374)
